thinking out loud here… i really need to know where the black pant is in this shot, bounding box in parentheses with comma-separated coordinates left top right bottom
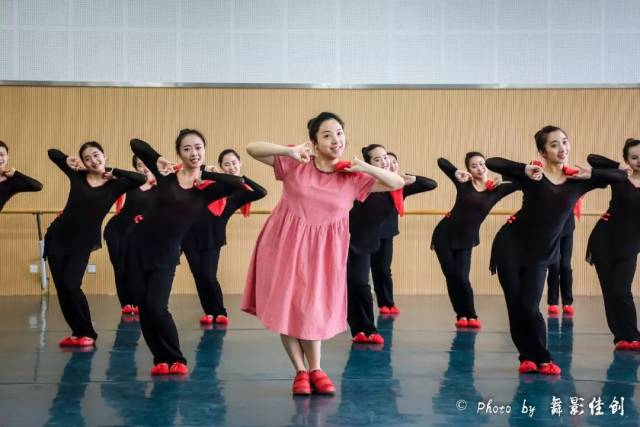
(547, 233, 574, 305)
(128, 249, 186, 365)
(371, 237, 395, 308)
(496, 263, 552, 364)
(105, 232, 135, 307)
(594, 255, 640, 344)
(434, 247, 476, 319)
(347, 247, 377, 336)
(183, 244, 227, 317)
(48, 251, 97, 339)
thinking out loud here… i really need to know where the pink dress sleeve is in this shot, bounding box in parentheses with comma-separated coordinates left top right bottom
(351, 173, 377, 202)
(273, 155, 301, 181)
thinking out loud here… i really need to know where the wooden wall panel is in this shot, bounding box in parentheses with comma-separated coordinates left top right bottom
(0, 86, 639, 296)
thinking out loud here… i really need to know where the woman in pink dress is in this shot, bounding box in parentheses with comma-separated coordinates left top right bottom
(241, 112, 404, 396)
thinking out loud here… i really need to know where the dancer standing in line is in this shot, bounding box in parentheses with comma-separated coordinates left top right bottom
(126, 132, 244, 376)
(371, 152, 437, 315)
(586, 139, 640, 351)
(104, 155, 157, 316)
(538, 156, 579, 317)
(241, 112, 404, 396)
(348, 145, 436, 344)
(431, 153, 519, 329)
(487, 126, 626, 375)
(0, 140, 43, 212)
(45, 142, 146, 347)
(183, 148, 267, 326)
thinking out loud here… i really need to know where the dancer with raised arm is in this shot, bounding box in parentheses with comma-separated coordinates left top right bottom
(241, 112, 403, 395)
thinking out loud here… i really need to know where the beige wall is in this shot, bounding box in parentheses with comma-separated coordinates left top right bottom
(0, 86, 639, 296)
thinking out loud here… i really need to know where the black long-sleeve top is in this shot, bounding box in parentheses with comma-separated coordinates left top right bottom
(104, 185, 158, 239)
(380, 175, 438, 238)
(487, 156, 627, 272)
(182, 176, 267, 250)
(586, 154, 640, 263)
(44, 149, 146, 257)
(126, 139, 244, 269)
(350, 174, 437, 254)
(562, 211, 576, 236)
(431, 158, 520, 250)
(0, 171, 43, 212)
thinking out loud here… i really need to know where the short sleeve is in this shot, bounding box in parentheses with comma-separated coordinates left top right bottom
(273, 155, 301, 181)
(351, 173, 377, 202)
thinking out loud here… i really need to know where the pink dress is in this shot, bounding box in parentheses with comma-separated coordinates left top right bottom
(241, 155, 376, 340)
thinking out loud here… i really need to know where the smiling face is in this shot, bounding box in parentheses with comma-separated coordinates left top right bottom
(178, 133, 206, 169)
(220, 152, 242, 176)
(540, 130, 570, 166)
(313, 119, 346, 160)
(81, 146, 107, 173)
(367, 146, 390, 170)
(625, 144, 640, 173)
(466, 155, 488, 180)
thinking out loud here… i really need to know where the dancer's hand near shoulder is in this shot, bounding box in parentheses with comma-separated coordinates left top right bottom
(525, 164, 543, 181)
(66, 156, 86, 171)
(156, 157, 176, 176)
(288, 142, 312, 164)
(0, 166, 15, 177)
(566, 164, 592, 180)
(455, 170, 471, 183)
(101, 167, 115, 180)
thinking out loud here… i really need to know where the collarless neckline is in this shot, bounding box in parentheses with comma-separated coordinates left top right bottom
(312, 157, 337, 174)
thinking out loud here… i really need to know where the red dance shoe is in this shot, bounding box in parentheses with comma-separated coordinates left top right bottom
(292, 371, 311, 395)
(309, 369, 336, 395)
(389, 305, 400, 315)
(352, 332, 369, 343)
(467, 318, 482, 329)
(547, 305, 560, 315)
(132, 306, 139, 314)
(562, 305, 574, 315)
(215, 315, 229, 325)
(455, 318, 469, 328)
(76, 336, 95, 347)
(538, 362, 561, 376)
(615, 341, 632, 351)
(121, 305, 134, 315)
(200, 314, 214, 325)
(150, 363, 170, 376)
(379, 306, 390, 314)
(59, 336, 77, 347)
(59, 336, 94, 347)
(518, 360, 538, 374)
(169, 362, 189, 375)
(629, 341, 640, 351)
(368, 333, 384, 344)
